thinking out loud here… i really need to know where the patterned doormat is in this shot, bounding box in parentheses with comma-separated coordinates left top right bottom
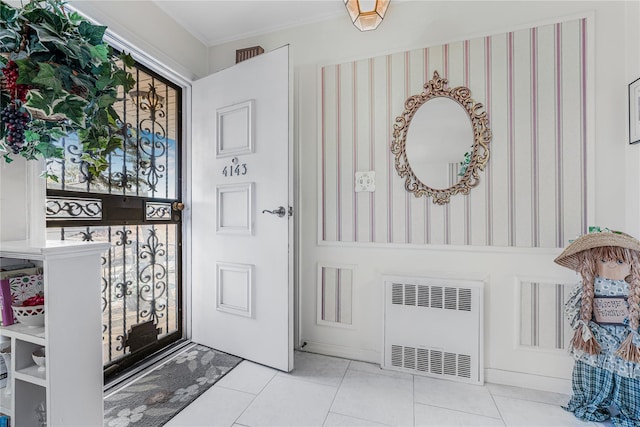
(104, 344, 242, 427)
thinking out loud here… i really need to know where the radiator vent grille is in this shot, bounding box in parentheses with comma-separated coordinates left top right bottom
(459, 288, 472, 311)
(384, 276, 483, 385)
(391, 283, 473, 312)
(390, 345, 472, 380)
(418, 285, 429, 307)
(431, 286, 443, 309)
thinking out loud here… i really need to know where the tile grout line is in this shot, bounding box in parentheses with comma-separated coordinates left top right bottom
(413, 400, 504, 422)
(322, 360, 351, 426)
(229, 363, 279, 426)
(487, 387, 507, 426)
(321, 359, 352, 426)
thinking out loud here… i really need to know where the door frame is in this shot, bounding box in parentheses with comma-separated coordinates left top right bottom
(103, 32, 194, 344)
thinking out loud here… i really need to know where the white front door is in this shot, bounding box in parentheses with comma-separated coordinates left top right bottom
(191, 46, 293, 371)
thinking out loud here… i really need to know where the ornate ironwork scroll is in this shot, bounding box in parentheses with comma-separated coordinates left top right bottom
(145, 202, 172, 220)
(45, 58, 182, 374)
(46, 197, 102, 220)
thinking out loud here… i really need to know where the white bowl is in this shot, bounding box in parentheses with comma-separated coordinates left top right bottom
(32, 347, 46, 372)
(12, 305, 45, 327)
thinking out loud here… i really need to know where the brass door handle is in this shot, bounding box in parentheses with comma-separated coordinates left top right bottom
(172, 202, 185, 211)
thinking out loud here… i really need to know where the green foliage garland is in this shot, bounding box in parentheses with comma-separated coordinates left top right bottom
(0, 0, 135, 178)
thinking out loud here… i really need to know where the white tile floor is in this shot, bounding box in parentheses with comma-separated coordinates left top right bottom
(165, 351, 610, 427)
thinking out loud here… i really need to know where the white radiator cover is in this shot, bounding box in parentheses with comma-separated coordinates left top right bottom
(382, 275, 484, 385)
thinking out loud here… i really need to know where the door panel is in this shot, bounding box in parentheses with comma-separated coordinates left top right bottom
(191, 46, 292, 371)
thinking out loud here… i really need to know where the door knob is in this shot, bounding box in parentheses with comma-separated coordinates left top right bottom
(172, 202, 185, 211)
(262, 206, 286, 217)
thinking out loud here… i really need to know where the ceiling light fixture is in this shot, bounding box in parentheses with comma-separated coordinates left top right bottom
(344, 0, 390, 31)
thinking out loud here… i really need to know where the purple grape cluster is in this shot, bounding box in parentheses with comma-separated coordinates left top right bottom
(2, 61, 29, 102)
(1, 103, 30, 154)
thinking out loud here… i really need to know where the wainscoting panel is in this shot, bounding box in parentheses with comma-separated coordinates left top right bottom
(518, 278, 575, 350)
(320, 18, 588, 248)
(317, 265, 354, 327)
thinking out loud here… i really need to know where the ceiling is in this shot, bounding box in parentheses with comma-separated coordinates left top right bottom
(151, 1, 348, 47)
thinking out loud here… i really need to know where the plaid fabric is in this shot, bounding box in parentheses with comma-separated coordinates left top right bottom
(612, 374, 640, 427)
(564, 361, 614, 422)
(564, 361, 640, 426)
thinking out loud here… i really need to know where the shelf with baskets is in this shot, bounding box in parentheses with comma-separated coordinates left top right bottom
(0, 240, 109, 427)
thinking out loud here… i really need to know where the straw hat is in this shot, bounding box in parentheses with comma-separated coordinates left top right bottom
(554, 230, 640, 271)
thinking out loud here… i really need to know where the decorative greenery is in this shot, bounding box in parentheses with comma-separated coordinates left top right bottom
(458, 149, 472, 177)
(0, 0, 135, 178)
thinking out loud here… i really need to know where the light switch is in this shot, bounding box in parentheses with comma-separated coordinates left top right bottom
(355, 171, 375, 192)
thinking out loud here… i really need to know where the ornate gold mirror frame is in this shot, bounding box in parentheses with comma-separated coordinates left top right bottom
(391, 71, 492, 205)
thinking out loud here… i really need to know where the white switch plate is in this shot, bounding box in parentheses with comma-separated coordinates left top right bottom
(355, 171, 375, 192)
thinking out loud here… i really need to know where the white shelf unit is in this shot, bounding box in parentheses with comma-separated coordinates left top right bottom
(0, 240, 109, 427)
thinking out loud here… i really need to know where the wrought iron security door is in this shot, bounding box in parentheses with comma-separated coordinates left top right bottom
(45, 59, 183, 379)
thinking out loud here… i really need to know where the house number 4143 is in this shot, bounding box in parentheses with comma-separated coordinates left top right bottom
(222, 157, 247, 177)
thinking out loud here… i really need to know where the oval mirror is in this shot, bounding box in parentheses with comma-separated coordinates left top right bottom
(391, 71, 491, 204)
(405, 97, 474, 190)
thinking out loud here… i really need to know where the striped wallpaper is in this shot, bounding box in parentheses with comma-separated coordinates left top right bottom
(519, 280, 573, 350)
(320, 18, 588, 248)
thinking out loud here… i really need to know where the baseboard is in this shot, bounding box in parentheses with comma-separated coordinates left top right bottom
(485, 368, 572, 395)
(300, 342, 573, 395)
(299, 340, 380, 365)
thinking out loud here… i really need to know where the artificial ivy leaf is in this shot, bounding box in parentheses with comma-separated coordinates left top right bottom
(67, 11, 83, 26)
(113, 69, 136, 92)
(70, 73, 97, 97)
(46, 128, 68, 140)
(89, 44, 109, 64)
(0, 2, 18, 23)
(35, 141, 63, 158)
(105, 135, 124, 153)
(24, 8, 66, 34)
(0, 29, 20, 52)
(106, 105, 120, 122)
(32, 62, 63, 94)
(25, 90, 53, 116)
(38, 21, 63, 39)
(119, 52, 135, 68)
(54, 65, 75, 92)
(50, 37, 81, 63)
(95, 74, 113, 91)
(42, 171, 59, 182)
(52, 95, 88, 127)
(15, 59, 39, 85)
(78, 22, 107, 45)
(97, 93, 116, 108)
(24, 130, 40, 143)
(26, 38, 49, 55)
(27, 22, 62, 44)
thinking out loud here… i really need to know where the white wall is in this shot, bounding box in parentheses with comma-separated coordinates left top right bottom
(205, 1, 640, 393)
